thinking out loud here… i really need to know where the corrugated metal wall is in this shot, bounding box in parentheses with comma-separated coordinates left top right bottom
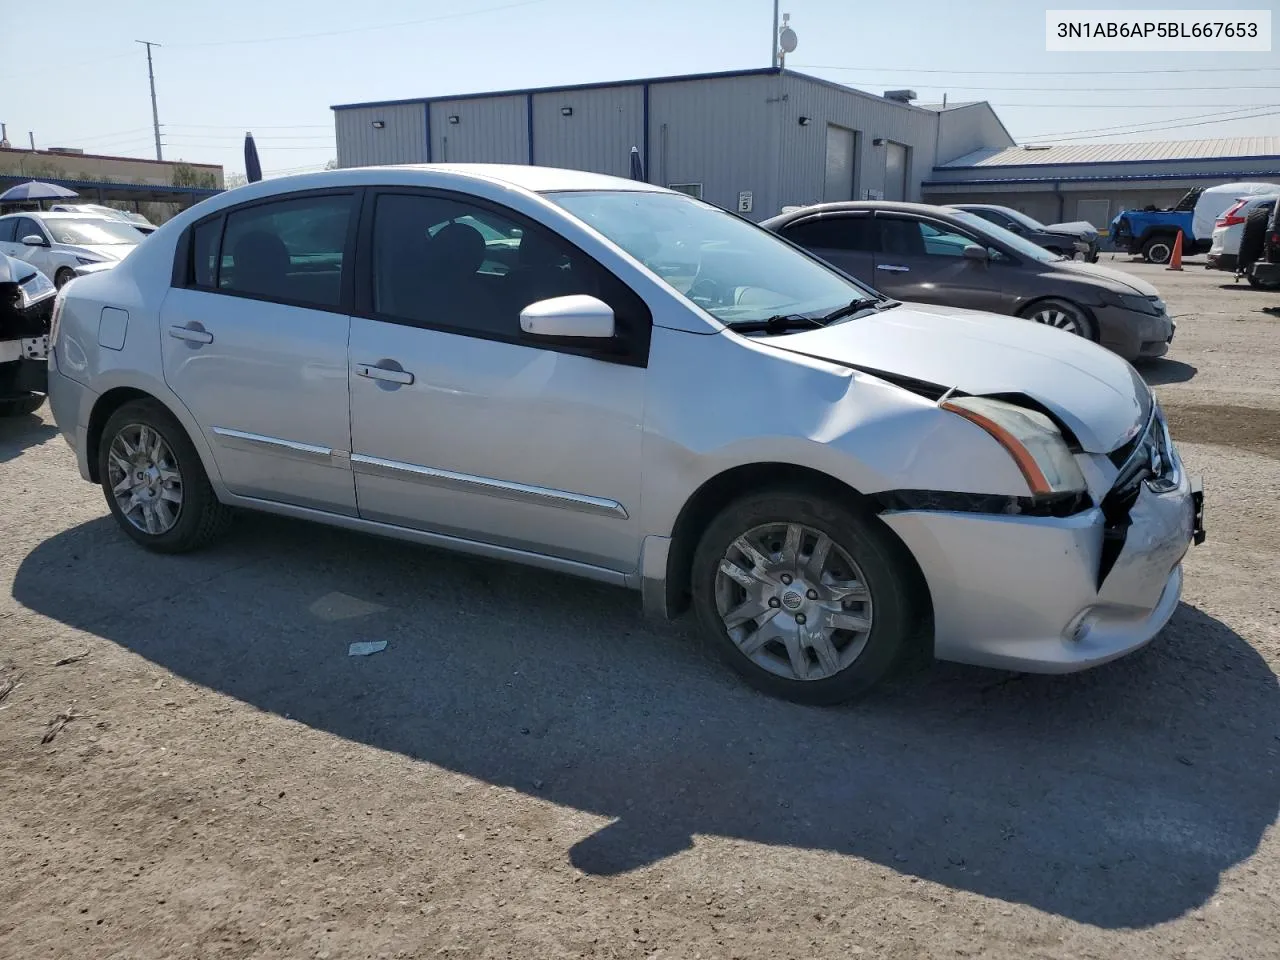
(648, 74, 783, 217)
(935, 105, 1015, 166)
(334, 103, 426, 168)
(776, 75, 939, 212)
(428, 96, 528, 164)
(532, 86, 644, 178)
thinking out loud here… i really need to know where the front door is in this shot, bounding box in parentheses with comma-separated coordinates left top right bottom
(160, 190, 359, 514)
(870, 213, 1006, 312)
(347, 190, 648, 573)
(8, 216, 51, 275)
(778, 213, 877, 288)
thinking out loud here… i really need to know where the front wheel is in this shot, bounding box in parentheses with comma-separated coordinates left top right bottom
(1141, 236, 1174, 264)
(98, 399, 232, 553)
(691, 490, 924, 705)
(54, 267, 76, 289)
(1019, 298, 1098, 341)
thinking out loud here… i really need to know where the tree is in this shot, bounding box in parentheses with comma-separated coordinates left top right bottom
(171, 161, 219, 189)
(224, 172, 248, 189)
(324, 158, 339, 170)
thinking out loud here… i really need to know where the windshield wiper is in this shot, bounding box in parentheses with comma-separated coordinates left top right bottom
(820, 297, 896, 323)
(726, 314, 825, 334)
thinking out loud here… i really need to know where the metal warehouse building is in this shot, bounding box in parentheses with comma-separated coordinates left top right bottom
(923, 137, 1280, 230)
(332, 67, 1013, 220)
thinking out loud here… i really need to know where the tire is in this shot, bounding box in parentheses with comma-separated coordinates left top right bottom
(1141, 236, 1174, 264)
(54, 267, 76, 289)
(1237, 207, 1270, 270)
(98, 398, 231, 553)
(1018, 297, 1098, 341)
(691, 489, 923, 705)
(0, 392, 45, 417)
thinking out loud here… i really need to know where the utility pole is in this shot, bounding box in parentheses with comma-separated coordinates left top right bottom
(136, 40, 163, 161)
(772, 0, 780, 67)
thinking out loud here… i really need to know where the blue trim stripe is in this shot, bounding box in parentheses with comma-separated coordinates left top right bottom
(642, 83, 650, 183)
(527, 93, 535, 165)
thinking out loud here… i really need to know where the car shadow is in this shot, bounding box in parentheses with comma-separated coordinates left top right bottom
(1139, 358, 1198, 386)
(12, 514, 1278, 930)
(0, 406, 57, 465)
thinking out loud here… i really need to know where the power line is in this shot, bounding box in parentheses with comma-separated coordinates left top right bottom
(1017, 105, 1280, 138)
(1022, 107, 1280, 142)
(984, 102, 1280, 109)
(793, 63, 1280, 76)
(168, 122, 332, 130)
(171, 0, 552, 48)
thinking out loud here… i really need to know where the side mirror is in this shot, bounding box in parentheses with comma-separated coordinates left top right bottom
(520, 294, 615, 340)
(962, 244, 989, 262)
(21, 234, 48, 247)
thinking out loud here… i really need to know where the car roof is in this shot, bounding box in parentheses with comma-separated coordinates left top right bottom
(263, 163, 667, 195)
(1, 210, 123, 221)
(769, 200, 963, 221)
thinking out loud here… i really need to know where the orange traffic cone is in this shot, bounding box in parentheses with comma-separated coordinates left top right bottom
(1166, 230, 1184, 271)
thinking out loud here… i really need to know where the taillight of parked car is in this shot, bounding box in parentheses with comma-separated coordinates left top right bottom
(1216, 201, 1248, 227)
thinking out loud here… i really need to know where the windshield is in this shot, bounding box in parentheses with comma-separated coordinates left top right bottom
(545, 190, 876, 324)
(44, 218, 144, 246)
(951, 211, 1063, 263)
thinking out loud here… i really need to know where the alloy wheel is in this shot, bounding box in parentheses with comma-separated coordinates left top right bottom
(714, 522, 874, 682)
(1031, 306, 1084, 335)
(107, 423, 184, 535)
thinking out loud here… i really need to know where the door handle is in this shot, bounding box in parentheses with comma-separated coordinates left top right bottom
(356, 362, 414, 385)
(168, 324, 214, 344)
(876, 264, 910, 273)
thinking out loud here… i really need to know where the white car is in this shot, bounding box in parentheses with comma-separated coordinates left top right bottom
(0, 212, 146, 288)
(1207, 195, 1277, 273)
(45, 164, 1204, 704)
(49, 203, 157, 235)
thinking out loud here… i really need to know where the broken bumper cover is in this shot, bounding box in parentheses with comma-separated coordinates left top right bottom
(881, 463, 1200, 674)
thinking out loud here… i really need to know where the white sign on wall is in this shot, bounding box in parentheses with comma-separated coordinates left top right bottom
(738, 191, 753, 213)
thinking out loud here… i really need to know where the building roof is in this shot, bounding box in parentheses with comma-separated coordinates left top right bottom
(940, 137, 1280, 169)
(331, 66, 935, 114)
(917, 101, 982, 111)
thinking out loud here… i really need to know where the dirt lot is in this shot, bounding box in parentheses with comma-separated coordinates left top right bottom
(1, 257, 1278, 959)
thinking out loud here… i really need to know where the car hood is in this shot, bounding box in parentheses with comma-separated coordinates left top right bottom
(1050, 259, 1160, 297)
(764, 302, 1149, 454)
(1043, 220, 1099, 240)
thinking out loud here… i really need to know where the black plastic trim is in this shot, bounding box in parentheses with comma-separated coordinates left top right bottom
(874, 488, 1091, 518)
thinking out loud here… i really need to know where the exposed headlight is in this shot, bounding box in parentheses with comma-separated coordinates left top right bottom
(18, 269, 55, 309)
(1099, 290, 1159, 315)
(75, 256, 102, 265)
(941, 396, 1087, 495)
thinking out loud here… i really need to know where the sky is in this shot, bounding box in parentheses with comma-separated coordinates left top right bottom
(3, 0, 1277, 179)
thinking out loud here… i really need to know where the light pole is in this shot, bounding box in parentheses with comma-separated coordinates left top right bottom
(137, 40, 163, 161)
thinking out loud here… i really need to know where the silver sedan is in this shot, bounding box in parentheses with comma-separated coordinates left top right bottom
(46, 164, 1204, 703)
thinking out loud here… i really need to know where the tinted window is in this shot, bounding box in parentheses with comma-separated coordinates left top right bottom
(190, 218, 221, 288)
(877, 217, 977, 257)
(15, 218, 44, 243)
(0, 218, 15, 243)
(783, 216, 874, 251)
(371, 193, 649, 352)
(218, 194, 352, 308)
(970, 209, 1013, 230)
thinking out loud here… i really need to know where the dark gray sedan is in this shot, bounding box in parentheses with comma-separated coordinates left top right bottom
(761, 201, 1172, 362)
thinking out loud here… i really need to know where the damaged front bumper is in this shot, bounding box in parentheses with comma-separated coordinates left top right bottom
(880, 416, 1202, 674)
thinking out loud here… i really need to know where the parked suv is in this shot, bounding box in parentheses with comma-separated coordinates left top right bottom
(0, 211, 146, 287)
(762, 201, 1173, 361)
(47, 165, 1202, 704)
(952, 204, 1099, 262)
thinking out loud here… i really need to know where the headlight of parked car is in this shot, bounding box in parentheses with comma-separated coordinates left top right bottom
(941, 396, 1087, 496)
(1099, 290, 1159, 315)
(75, 256, 102, 266)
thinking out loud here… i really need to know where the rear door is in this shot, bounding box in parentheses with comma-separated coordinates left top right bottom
(160, 190, 360, 514)
(871, 212, 1012, 312)
(776, 213, 876, 287)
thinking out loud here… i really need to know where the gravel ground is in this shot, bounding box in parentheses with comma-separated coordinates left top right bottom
(1, 258, 1277, 959)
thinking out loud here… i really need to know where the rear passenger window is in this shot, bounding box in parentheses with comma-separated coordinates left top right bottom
(190, 218, 221, 288)
(218, 194, 352, 309)
(0, 219, 15, 243)
(784, 217, 873, 251)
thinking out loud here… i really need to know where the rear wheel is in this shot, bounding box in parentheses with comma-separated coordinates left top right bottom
(1019, 298, 1098, 341)
(98, 399, 232, 553)
(691, 489, 923, 705)
(1141, 236, 1174, 264)
(1237, 207, 1270, 271)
